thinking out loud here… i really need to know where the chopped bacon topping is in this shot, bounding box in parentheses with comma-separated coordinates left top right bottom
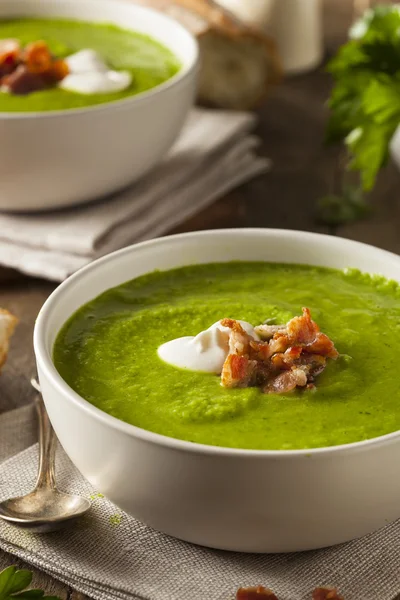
(236, 587, 344, 600)
(0, 39, 69, 95)
(263, 367, 307, 394)
(221, 308, 338, 394)
(221, 318, 253, 356)
(236, 586, 279, 600)
(287, 306, 318, 345)
(253, 323, 287, 340)
(312, 588, 344, 600)
(221, 354, 257, 388)
(24, 40, 52, 73)
(2, 66, 48, 96)
(0, 39, 20, 77)
(48, 58, 70, 82)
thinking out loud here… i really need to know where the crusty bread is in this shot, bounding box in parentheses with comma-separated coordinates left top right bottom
(134, 0, 282, 110)
(0, 309, 17, 372)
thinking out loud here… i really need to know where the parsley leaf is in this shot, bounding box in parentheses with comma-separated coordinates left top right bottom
(326, 5, 400, 191)
(317, 183, 370, 226)
(347, 76, 400, 189)
(0, 566, 61, 600)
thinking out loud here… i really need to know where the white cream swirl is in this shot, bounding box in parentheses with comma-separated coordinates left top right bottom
(60, 49, 132, 95)
(157, 320, 258, 373)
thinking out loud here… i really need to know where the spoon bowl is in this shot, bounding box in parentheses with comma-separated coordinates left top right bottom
(0, 489, 90, 533)
(0, 378, 91, 533)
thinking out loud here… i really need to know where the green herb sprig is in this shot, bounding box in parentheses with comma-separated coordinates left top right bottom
(0, 566, 61, 600)
(317, 182, 371, 226)
(326, 4, 400, 191)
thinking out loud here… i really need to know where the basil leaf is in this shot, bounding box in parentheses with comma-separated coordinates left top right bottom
(0, 567, 61, 600)
(7, 571, 32, 596)
(0, 567, 16, 600)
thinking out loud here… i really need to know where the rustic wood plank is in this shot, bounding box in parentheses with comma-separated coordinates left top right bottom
(338, 160, 400, 252)
(323, 0, 353, 50)
(0, 277, 55, 413)
(0, 267, 21, 284)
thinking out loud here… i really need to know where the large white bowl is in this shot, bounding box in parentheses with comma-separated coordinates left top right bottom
(34, 229, 400, 553)
(0, 0, 198, 212)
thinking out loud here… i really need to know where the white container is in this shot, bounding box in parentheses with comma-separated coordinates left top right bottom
(390, 126, 400, 170)
(34, 229, 400, 553)
(0, 0, 198, 212)
(216, 0, 276, 29)
(218, 0, 323, 75)
(268, 0, 323, 74)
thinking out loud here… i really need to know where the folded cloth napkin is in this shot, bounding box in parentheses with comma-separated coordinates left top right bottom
(0, 108, 269, 282)
(0, 405, 399, 600)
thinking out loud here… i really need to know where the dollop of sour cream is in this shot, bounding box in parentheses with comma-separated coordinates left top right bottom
(158, 320, 259, 373)
(60, 49, 132, 95)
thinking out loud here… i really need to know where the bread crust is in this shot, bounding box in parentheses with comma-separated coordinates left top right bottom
(134, 0, 282, 109)
(0, 308, 18, 372)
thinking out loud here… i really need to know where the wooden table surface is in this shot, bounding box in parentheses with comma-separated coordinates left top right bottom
(1, 1, 399, 598)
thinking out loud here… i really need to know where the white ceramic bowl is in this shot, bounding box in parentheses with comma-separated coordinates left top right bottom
(0, 0, 198, 212)
(34, 229, 400, 553)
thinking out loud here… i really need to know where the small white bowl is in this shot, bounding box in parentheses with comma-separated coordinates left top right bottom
(0, 0, 198, 212)
(34, 229, 400, 553)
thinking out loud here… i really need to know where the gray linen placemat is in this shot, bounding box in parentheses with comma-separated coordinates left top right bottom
(0, 405, 399, 600)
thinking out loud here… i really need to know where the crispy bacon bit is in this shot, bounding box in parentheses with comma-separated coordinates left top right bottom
(2, 65, 47, 95)
(254, 323, 287, 340)
(298, 354, 327, 379)
(0, 308, 18, 373)
(236, 587, 344, 600)
(267, 333, 290, 356)
(0, 39, 69, 95)
(273, 346, 303, 368)
(306, 332, 338, 360)
(263, 367, 307, 393)
(312, 588, 344, 600)
(221, 354, 257, 388)
(0, 39, 21, 77)
(250, 340, 272, 363)
(24, 40, 52, 73)
(287, 307, 318, 344)
(47, 58, 70, 82)
(0, 39, 20, 56)
(288, 308, 339, 359)
(221, 318, 253, 356)
(221, 308, 338, 394)
(236, 586, 279, 600)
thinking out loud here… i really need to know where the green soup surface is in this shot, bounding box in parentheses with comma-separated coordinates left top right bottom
(0, 18, 180, 112)
(53, 262, 400, 450)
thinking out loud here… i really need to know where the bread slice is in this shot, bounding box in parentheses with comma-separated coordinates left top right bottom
(0, 309, 17, 372)
(135, 0, 282, 110)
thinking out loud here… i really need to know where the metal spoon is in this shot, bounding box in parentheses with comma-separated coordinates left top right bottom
(0, 378, 91, 532)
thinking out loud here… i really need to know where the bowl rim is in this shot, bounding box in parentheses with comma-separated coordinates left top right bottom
(34, 228, 400, 458)
(0, 0, 199, 120)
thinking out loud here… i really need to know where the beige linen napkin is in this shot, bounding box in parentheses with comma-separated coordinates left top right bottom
(0, 108, 269, 282)
(0, 404, 399, 600)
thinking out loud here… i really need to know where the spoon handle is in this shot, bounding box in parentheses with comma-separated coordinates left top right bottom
(34, 393, 57, 491)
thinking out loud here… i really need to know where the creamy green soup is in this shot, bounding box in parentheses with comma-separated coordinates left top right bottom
(0, 18, 180, 112)
(53, 262, 400, 450)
